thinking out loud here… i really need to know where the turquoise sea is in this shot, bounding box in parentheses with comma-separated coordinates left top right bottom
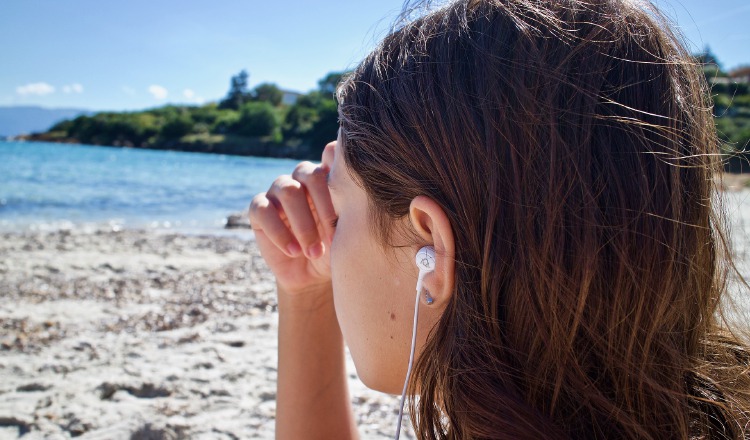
(2, 140, 750, 313)
(0, 141, 299, 232)
(4, 139, 750, 242)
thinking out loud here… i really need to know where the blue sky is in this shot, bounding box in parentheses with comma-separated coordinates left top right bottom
(1, 0, 748, 111)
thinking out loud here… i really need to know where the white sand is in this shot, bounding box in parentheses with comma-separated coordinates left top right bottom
(0, 228, 410, 439)
(3, 185, 750, 439)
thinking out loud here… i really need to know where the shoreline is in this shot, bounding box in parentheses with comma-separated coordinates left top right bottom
(0, 212, 255, 238)
(11, 132, 319, 161)
(0, 222, 257, 240)
(0, 228, 410, 439)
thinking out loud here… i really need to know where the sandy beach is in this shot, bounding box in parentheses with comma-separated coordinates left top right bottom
(2, 179, 750, 439)
(0, 228, 411, 439)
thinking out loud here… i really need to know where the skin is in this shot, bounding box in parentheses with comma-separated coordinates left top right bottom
(249, 134, 455, 438)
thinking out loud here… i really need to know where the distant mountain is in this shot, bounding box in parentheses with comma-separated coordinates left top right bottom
(0, 106, 92, 138)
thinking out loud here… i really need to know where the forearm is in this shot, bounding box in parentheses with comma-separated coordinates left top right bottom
(275, 284, 358, 440)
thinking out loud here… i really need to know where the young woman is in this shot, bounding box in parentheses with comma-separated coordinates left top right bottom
(249, 0, 750, 438)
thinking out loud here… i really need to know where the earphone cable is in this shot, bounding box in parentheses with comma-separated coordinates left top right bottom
(394, 285, 421, 440)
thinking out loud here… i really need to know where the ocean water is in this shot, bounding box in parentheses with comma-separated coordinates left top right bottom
(2, 140, 750, 313)
(0, 141, 300, 232)
(4, 139, 750, 239)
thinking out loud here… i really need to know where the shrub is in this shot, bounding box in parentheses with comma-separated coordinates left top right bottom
(236, 101, 278, 137)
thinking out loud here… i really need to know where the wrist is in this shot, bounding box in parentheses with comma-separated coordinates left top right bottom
(277, 282, 335, 314)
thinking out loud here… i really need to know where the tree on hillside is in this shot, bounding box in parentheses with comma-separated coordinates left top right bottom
(236, 101, 278, 137)
(282, 90, 338, 152)
(317, 71, 349, 97)
(306, 99, 339, 156)
(158, 108, 194, 141)
(252, 83, 283, 106)
(219, 70, 251, 110)
(283, 92, 325, 139)
(696, 46, 722, 69)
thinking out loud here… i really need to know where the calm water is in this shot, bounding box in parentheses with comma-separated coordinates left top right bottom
(4, 139, 750, 238)
(0, 141, 299, 232)
(2, 140, 750, 312)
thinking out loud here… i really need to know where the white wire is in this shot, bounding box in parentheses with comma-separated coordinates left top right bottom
(394, 279, 423, 440)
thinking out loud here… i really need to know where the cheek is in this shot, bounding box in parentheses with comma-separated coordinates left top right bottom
(330, 226, 413, 393)
(330, 227, 382, 346)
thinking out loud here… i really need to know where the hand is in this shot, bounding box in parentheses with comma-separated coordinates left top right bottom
(249, 142, 337, 296)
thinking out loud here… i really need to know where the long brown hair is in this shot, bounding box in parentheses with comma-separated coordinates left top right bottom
(337, 0, 750, 438)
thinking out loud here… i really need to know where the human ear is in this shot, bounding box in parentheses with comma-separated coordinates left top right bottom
(408, 196, 455, 307)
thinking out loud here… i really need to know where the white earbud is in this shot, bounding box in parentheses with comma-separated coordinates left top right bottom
(395, 245, 436, 440)
(415, 246, 436, 294)
(416, 245, 436, 272)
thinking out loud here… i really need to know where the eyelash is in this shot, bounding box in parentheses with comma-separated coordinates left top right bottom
(330, 216, 339, 228)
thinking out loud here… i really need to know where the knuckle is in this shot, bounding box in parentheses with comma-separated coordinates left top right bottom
(321, 143, 335, 166)
(291, 162, 317, 182)
(271, 175, 301, 200)
(249, 192, 266, 206)
(248, 193, 267, 215)
(277, 181, 301, 200)
(309, 165, 328, 182)
(272, 175, 291, 188)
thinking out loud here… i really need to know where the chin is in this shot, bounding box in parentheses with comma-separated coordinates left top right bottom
(351, 356, 401, 395)
(359, 371, 400, 395)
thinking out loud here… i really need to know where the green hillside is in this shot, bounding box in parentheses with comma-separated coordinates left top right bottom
(24, 70, 342, 160)
(23, 56, 750, 167)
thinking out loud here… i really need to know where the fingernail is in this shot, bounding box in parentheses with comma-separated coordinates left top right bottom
(287, 242, 302, 256)
(308, 242, 323, 259)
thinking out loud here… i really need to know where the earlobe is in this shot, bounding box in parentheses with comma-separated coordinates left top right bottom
(408, 196, 456, 306)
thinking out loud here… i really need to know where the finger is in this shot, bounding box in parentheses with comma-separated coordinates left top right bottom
(292, 161, 337, 243)
(321, 141, 336, 170)
(249, 193, 302, 258)
(267, 176, 324, 259)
